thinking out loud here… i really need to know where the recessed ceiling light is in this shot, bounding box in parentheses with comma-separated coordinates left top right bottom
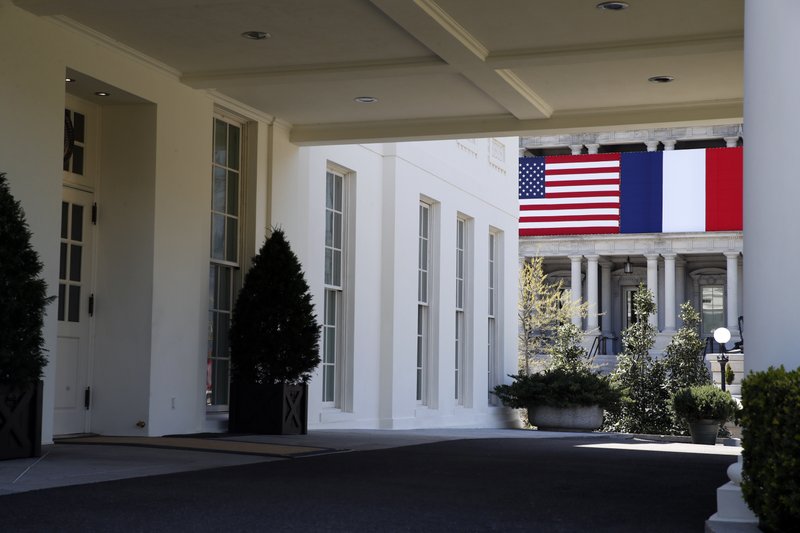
(648, 75, 675, 84)
(65, 77, 76, 83)
(354, 96, 378, 104)
(94, 91, 111, 97)
(241, 31, 270, 40)
(596, 1, 629, 10)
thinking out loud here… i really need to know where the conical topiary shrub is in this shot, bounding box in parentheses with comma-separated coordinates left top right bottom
(0, 172, 53, 459)
(228, 228, 320, 434)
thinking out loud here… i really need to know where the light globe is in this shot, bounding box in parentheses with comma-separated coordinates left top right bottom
(713, 327, 732, 345)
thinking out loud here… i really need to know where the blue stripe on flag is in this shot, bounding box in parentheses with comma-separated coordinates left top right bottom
(620, 152, 662, 233)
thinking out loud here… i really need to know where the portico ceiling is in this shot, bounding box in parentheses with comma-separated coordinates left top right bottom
(15, 0, 743, 145)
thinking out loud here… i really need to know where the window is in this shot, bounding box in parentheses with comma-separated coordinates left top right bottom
(487, 231, 498, 404)
(417, 202, 431, 403)
(701, 285, 725, 335)
(323, 170, 345, 405)
(207, 117, 242, 408)
(455, 218, 466, 402)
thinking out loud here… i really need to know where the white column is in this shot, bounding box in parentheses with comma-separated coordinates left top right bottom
(675, 257, 686, 328)
(644, 140, 660, 152)
(663, 253, 677, 332)
(586, 255, 599, 332)
(725, 252, 740, 333)
(569, 144, 583, 155)
(586, 143, 600, 154)
(744, 0, 800, 372)
(724, 136, 740, 148)
(662, 139, 676, 151)
(600, 260, 613, 334)
(645, 254, 659, 329)
(569, 255, 583, 329)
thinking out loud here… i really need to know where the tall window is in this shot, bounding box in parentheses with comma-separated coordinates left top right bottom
(701, 285, 725, 335)
(323, 171, 344, 405)
(207, 117, 241, 408)
(417, 202, 431, 403)
(487, 232, 498, 404)
(455, 218, 466, 402)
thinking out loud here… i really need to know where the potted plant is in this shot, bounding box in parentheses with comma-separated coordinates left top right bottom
(671, 384, 738, 445)
(0, 173, 53, 459)
(494, 366, 619, 431)
(228, 228, 321, 435)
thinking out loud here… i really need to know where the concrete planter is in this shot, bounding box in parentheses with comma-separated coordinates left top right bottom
(688, 419, 720, 445)
(0, 381, 43, 460)
(528, 404, 604, 432)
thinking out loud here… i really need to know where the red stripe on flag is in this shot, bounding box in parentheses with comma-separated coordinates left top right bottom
(520, 214, 619, 223)
(520, 202, 620, 211)
(545, 190, 620, 199)
(520, 227, 620, 236)
(546, 167, 619, 175)
(705, 147, 742, 231)
(545, 179, 620, 187)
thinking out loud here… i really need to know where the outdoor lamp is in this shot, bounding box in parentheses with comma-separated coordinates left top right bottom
(713, 327, 731, 392)
(624, 257, 632, 274)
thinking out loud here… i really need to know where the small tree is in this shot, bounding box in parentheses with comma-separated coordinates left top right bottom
(605, 285, 672, 434)
(518, 257, 587, 374)
(0, 173, 52, 389)
(663, 302, 711, 395)
(229, 228, 321, 385)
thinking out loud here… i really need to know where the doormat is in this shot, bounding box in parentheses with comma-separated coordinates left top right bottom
(55, 435, 344, 458)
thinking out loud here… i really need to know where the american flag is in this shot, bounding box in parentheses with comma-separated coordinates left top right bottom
(519, 154, 621, 236)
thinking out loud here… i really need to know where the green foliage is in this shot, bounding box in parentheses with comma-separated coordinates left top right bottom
(740, 366, 800, 533)
(0, 173, 53, 388)
(229, 228, 321, 385)
(604, 285, 673, 434)
(663, 302, 711, 394)
(725, 363, 735, 386)
(671, 385, 737, 422)
(493, 367, 619, 410)
(518, 257, 587, 374)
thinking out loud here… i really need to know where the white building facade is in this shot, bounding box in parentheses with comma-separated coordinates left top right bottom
(0, 3, 519, 442)
(519, 127, 744, 373)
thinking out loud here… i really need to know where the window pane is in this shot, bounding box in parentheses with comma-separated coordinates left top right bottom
(326, 173, 334, 209)
(68, 285, 80, 322)
(214, 119, 227, 165)
(59, 243, 67, 280)
(212, 167, 226, 212)
(326, 291, 337, 325)
(71, 145, 84, 175)
(58, 284, 66, 321)
(323, 365, 335, 403)
(228, 126, 240, 171)
(324, 248, 333, 285)
(208, 265, 217, 309)
(226, 217, 238, 262)
(334, 212, 342, 249)
(69, 244, 82, 282)
(227, 171, 239, 215)
(325, 210, 334, 247)
(71, 204, 83, 241)
(334, 175, 343, 211)
(325, 328, 336, 364)
(61, 202, 68, 239)
(211, 214, 224, 260)
(419, 272, 427, 303)
(73, 112, 85, 143)
(216, 313, 230, 358)
(218, 267, 232, 311)
(333, 250, 342, 286)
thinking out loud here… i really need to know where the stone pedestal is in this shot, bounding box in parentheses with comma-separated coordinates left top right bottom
(705, 455, 759, 532)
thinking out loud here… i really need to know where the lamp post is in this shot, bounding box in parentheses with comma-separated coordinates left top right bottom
(713, 327, 731, 392)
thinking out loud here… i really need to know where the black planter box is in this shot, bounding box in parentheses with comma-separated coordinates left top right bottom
(228, 382, 308, 435)
(0, 381, 43, 460)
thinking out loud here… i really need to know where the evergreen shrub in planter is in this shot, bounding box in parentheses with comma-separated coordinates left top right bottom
(740, 366, 800, 533)
(0, 173, 52, 459)
(228, 228, 320, 435)
(671, 385, 738, 445)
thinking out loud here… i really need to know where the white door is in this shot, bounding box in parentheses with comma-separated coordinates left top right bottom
(55, 96, 97, 436)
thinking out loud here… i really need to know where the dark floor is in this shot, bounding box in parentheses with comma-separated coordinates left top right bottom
(0, 436, 734, 532)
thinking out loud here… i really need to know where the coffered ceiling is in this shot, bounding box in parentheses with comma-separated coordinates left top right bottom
(15, 0, 744, 145)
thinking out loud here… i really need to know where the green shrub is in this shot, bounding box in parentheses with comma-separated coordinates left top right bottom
(671, 385, 737, 422)
(725, 363, 735, 386)
(740, 366, 800, 533)
(0, 173, 53, 388)
(493, 367, 619, 410)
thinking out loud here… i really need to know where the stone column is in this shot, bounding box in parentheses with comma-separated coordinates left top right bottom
(645, 140, 660, 152)
(663, 253, 677, 332)
(600, 259, 613, 334)
(586, 255, 599, 332)
(569, 255, 583, 329)
(675, 257, 686, 328)
(569, 144, 583, 156)
(724, 136, 740, 148)
(743, 0, 800, 372)
(725, 252, 740, 333)
(662, 139, 677, 151)
(586, 143, 600, 154)
(645, 254, 659, 329)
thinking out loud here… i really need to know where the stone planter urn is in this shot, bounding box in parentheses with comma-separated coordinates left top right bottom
(688, 419, 720, 445)
(528, 405, 604, 432)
